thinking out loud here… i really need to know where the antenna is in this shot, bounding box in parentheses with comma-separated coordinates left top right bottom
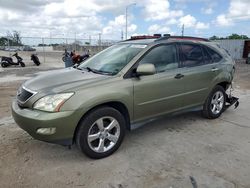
(181, 24, 185, 36)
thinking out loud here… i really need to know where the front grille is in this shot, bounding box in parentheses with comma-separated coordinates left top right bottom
(17, 87, 35, 103)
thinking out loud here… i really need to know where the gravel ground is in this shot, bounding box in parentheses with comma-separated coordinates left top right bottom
(0, 60, 250, 188)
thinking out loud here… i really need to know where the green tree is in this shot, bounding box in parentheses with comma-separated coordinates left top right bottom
(6, 30, 23, 46)
(227, 33, 248, 39)
(0, 37, 8, 46)
(210, 34, 249, 40)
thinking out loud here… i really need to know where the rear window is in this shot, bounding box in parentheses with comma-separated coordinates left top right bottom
(202, 46, 213, 64)
(206, 47, 223, 63)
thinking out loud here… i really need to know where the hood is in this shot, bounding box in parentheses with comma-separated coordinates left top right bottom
(23, 67, 110, 92)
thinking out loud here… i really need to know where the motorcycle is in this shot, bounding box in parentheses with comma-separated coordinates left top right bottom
(1, 52, 25, 68)
(62, 49, 90, 67)
(72, 54, 90, 65)
(31, 54, 41, 66)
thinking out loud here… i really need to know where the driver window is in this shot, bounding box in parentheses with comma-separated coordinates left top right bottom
(139, 44, 178, 73)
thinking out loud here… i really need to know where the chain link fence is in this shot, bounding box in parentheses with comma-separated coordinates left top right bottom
(0, 36, 118, 67)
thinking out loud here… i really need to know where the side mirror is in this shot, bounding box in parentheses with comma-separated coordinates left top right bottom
(136, 63, 156, 76)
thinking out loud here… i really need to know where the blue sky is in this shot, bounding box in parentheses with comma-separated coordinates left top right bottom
(0, 0, 249, 40)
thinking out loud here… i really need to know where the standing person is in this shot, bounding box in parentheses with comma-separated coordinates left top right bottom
(63, 49, 73, 68)
(247, 52, 250, 64)
(82, 47, 90, 61)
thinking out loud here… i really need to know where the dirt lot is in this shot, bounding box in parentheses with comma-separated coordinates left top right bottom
(0, 61, 250, 188)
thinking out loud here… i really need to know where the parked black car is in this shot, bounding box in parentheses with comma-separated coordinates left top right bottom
(23, 46, 36, 51)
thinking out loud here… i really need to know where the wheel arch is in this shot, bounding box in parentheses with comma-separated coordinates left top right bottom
(73, 101, 131, 144)
(216, 81, 231, 91)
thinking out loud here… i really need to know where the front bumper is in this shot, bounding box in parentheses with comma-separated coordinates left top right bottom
(11, 100, 79, 145)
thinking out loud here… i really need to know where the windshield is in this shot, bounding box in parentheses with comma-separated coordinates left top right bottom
(79, 43, 147, 75)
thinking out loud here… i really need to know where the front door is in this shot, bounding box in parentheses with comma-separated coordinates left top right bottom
(133, 44, 186, 122)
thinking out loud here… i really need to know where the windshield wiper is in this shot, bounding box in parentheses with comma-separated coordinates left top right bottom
(72, 64, 83, 70)
(76, 67, 83, 70)
(83, 67, 113, 75)
(85, 67, 96, 73)
(95, 69, 114, 75)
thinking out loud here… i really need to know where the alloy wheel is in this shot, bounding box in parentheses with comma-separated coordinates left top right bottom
(87, 116, 120, 153)
(210, 91, 224, 115)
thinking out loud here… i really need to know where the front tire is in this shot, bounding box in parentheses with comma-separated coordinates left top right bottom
(203, 85, 226, 119)
(20, 62, 25, 67)
(76, 107, 126, 159)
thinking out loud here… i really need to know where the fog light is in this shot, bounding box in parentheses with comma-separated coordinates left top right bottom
(36, 128, 56, 135)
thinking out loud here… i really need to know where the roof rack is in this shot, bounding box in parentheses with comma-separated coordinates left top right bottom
(125, 34, 209, 42)
(127, 35, 161, 41)
(156, 35, 210, 42)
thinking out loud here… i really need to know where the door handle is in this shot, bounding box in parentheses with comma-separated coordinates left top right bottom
(211, 67, 219, 72)
(174, 73, 184, 79)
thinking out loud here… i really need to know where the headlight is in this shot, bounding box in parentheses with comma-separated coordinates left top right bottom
(33, 93, 74, 112)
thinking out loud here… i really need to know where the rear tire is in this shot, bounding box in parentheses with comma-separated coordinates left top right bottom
(20, 62, 25, 67)
(76, 106, 126, 159)
(1, 62, 7, 68)
(202, 85, 226, 119)
(34, 61, 40, 66)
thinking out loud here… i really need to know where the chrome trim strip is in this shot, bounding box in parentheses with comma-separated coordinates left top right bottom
(17, 86, 38, 104)
(138, 88, 208, 106)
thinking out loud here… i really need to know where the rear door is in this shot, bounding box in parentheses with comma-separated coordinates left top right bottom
(177, 42, 222, 108)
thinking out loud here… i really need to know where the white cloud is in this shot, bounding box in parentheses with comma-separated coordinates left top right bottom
(102, 15, 137, 38)
(1, 0, 240, 40)
(102, 26, 113, 35)
(128, 24, 137, 33)
(215, 0, 250, 26)
(44, 0, 99, 17)
(0, 0, 144, 39)
(178, 15, 210, 30)
(195, 22, 210, 29)
(202, 7, 213, 14)
(0, 0, 106, 38)
(142, 0, 183, 21)
(0, 8, 26, 22)
(111, 15, 126, 26)
(148, 24, 171, 34)
(216, 14, 233, 26)
(166, 18, 178, 25)
(179, 15, 197, 28)
(228, 0, 250, 18)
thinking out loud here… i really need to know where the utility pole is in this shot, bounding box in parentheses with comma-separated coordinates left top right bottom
(125, 6, 128, 40)
(89, 35, 91, 45)
(98, 33, 102, 46)
(42, 38, 45, 63)
(7, 37, 10, 57)
(125, 3, 136, 40)
(49, 28, 52, 46)
(74, 32, 77, 51)
(181, 24, 185, 36)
